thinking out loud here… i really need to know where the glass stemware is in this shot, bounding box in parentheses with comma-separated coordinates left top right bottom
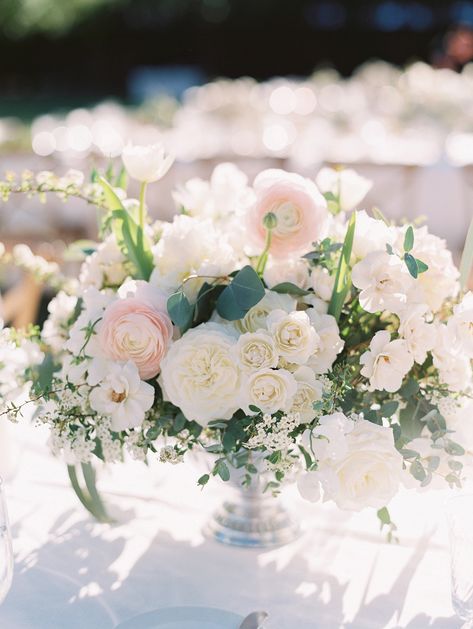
(0, 478, 13, 605)
(446, 495, 473, 628)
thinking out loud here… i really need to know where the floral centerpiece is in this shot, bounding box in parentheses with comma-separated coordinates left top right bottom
(1, 149, 473, 539)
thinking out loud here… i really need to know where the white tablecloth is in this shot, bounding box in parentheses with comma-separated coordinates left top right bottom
(0, 425, 460, 629)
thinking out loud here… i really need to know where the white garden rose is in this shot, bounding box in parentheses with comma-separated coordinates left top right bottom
(234, 331, 279, 372)
(234, 290, 296, 333)
(330, 419, 403, 510)
(240, 368, 297, 415)
(263, 257, 310, 290)
(290, 366, 324, 422)
(310, 266, 335, 302)
(450, 291, 473, 357)
(360, 330, 413, 392)
(432, 324, 472, 392)
(316, 167, 372, 212)
(89, 361, 155, 431)
(352, 250, 414, 314)
(306, 412, 353, 462)
(159, 324, 241, 425)
(398, 304, 436, 364)
(351, 210, 394, 260)
(267, 309, 319, 365)
(306, 310, 344, 374)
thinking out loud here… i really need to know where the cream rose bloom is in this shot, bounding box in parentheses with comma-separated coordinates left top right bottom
(234, 331, 279, 372)
(159, 324, 241, 425)
(263, 257, 310, 290)
(360, 330, 413, 393)
(432, 323, 472, 392)
(290, 366, 324, 422)
(240, 368, 297, 415)
(398, 304, 436, 364)
(311, 266, 335, 302)
(267, 309, 319, 365)
(247, 169, 329, 258)
(234, 290, 296, 333)
(351, 210, 394, 260)
(306, 310, 344, 374)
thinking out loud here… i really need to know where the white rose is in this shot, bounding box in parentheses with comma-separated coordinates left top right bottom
(290, 366, 324, 422)
(234, 290, 296, 333)
(398, 304, 436, 364)
(240, 368, 297, 415)
(306, 412, 353, 462)
(160, 324, 241, 425)
(432, 323, 472, 392)
(352, 250, 414, 314)
(310, 266, 335, 302)
(360, 330, 413, 392)
(89, 361, 155, 431)
(450, 291, 473, 357)
(315, 167, 372, 212)
(330, 420, 403, 510)
(351, 210, 394, 260)
(263, 257, 310, 290)
(306, 310, 344, 374)
(234, 331, 279, 372)
(122, 142, 174, 183)
(267, 309, 319, 365)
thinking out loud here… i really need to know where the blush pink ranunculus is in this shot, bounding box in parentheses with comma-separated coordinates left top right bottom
(98, 296, 173, 380)
(248, 169, 329, 258)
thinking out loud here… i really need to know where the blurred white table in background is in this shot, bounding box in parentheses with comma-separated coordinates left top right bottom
(0, 423, 459, 629)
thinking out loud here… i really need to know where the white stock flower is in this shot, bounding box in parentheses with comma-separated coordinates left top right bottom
(234, 331, 279, 372)
(263, 257, 310, 290)
(79, 235, 128, 289)
(360, 330, 413, 392)
(310, 266, 335, 302)
(160, 324, 241, 425)
(89, 361, 155, 431)
(122, 142, 174, 183)
(267, 309, 319, 365)
(306, 310, 344, 374)
(351, 210, 394, 260)
(240, 368, 297, 415)
(432, 324, 472, 392)
(316, 167, 372, 212)
(290, 366, 324, 422)
(352, 250, 414, 314)
(398, 304, 436, 364)
(234, 290, 296, 333)
(450, 291, 473, 357)
(151, 215, 236, 299)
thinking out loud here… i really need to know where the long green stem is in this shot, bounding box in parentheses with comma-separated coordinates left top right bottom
(255, 228, 273, 277)
(138, 181, 147, 230)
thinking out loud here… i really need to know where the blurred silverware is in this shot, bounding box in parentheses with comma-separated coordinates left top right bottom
(239, 611, 269, 629)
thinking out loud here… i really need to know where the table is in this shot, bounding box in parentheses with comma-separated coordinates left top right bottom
(0, 423, 459, 629)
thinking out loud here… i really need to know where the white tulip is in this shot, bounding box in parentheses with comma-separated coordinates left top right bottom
(122, 142, 174, 183)
(316, 167, 372, 212)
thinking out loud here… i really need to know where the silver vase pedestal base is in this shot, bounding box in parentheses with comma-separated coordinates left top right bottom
(205, 484, 301, 548)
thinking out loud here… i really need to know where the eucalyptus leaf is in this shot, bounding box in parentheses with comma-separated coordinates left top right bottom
(404, 225, 414, 252)
(167, 291, 194, 331)
(404, 252, 418, 278)
(216, 265, 265, 321)
(271, 282, 310, 296)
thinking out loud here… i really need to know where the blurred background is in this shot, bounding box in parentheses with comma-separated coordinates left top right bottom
(1, 0, 473, 326)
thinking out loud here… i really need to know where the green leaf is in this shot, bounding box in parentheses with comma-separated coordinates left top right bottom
(444, 440, 465, 457)
(197, 474, 210, 488)
(386, 243, 394, 255)
(248, 404, 261, 414)
(99, 176, 124, 212)
(271, 282, 310, 297)
(167, 291, 194, 331)
(328, 211, 356, 321)
(377, 506, 391, 526)
(215, 460, 230, 482)
(404, 253, 418, 278)
(216, 265, 265, 321)
(115, 166, 128, 191)
(36, 353, 59, 394)
(399, 448, 420, 459)
(381, 401, 399, 418)
(372, 206, 390, 225)
(111, 208, 154, 280)
(448, 459, 463, 471)
(415, 258, 429, 274)
(460, 215, 473, 290)
(410, 459, 427, 482)
(404, 226, 414, 252)
(67, 464, 113, 523)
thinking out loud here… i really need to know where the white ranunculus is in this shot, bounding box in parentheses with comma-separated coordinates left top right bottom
(398, 304, 436, 364)
(330, 419, 403, 510)
(267, 309, 319, 365)
(234, 290, 296, 333)
(360, 330, 413, 392)
(290, 366, 324, 422)
(393, 225, 459, 312)
(89, 361, 155, 431)
(316, 167, 372, 212)
(310, 266, 335, 302)
(306, 310, 344, 374)
(450, 291, 473, 357)
(432, 323, 472, 392)
(159, 324, 241, 425)
(151, 215, 237, 299)
(122, 142, 174, 183)
(351, 210, 394, 260)
(263, 257, 310, 290)
(352, 250, 414, 314)
(234, 331, 279, 372)
(240, 368, 297, 415)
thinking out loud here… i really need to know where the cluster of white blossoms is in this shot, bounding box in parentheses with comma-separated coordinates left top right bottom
(2, 147, 472, 520)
